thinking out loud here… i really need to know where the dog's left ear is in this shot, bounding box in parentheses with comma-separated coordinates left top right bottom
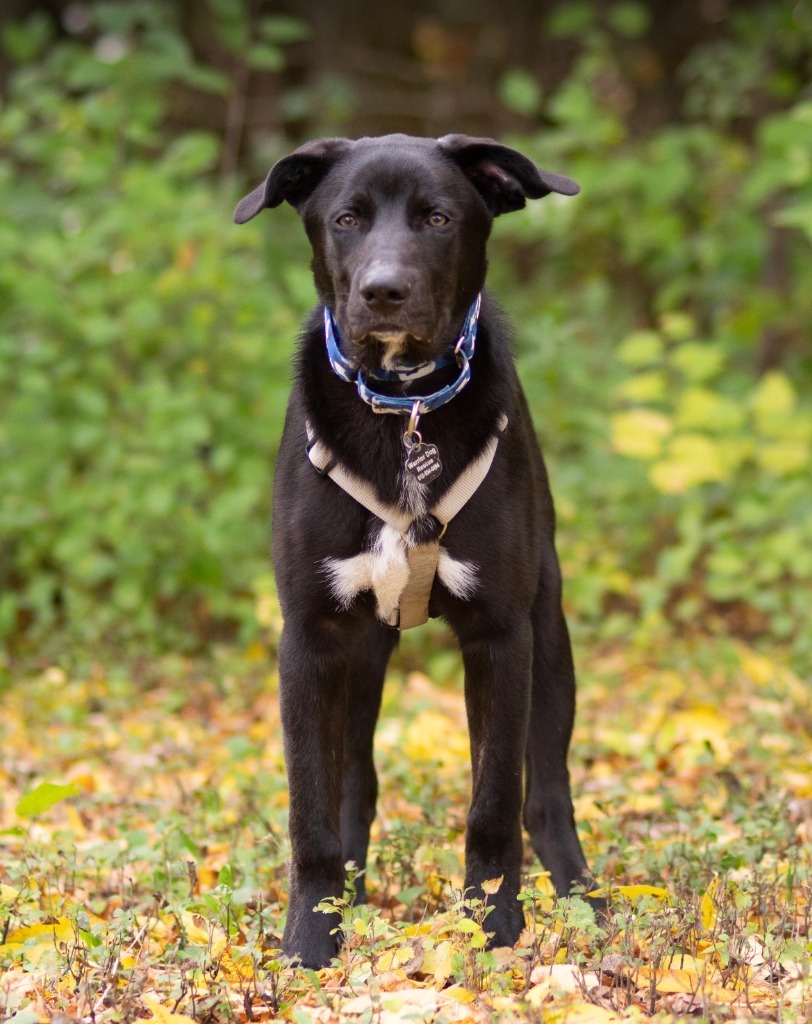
(438, 134, 579, 216)
(234, 138, 354, 224)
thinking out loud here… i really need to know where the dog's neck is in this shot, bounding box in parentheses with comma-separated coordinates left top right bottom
(323, 295, 480, 416)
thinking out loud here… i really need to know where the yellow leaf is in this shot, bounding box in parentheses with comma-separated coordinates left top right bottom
(649, 434, 731, 493)
(65, 804, 87, 835)
(676, 387, 745, 432)
(660, 706, 733, 764)
(179, 912, 227, 955)
(637, 967, 700, 993)
(0, 918, 79, 965)
(735, 644, 776, 686)
(611, 410, 672, 459)
(401, 710, 469, 766)
(4, 917, 76, 946)
(532, 871, 556, 897)
(587, 884, 670, 901)
(751, 370, 796, 426)
(661, 953, 711, 972)
(671, 341, 725, 380)
(218, 950, 255, 984)
(701, 877, 719, 932)
(420, 938, 455, 986)
(444, 984, 476, 1004)
(403, 921, 434, 938)
(559, 1003, 619, 1024)
(615, 371, 666, 402)
(375, 943, 416, 973)
(143, 995, 198, 1024)
(757, 440, 809, 475)
(637, 967, 739, 1003)
(617, 330, 663, 366)
(661, 312, 696, 341)
(481, 876, 503, 895)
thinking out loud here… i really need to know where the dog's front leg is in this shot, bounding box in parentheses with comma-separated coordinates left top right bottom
(340, 623, 397, 904)
(459, 618, 532, 948)
(278, 620, 349, 968)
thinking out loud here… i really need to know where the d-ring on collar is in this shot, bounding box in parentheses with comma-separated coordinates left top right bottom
(324, 294, 481, 415)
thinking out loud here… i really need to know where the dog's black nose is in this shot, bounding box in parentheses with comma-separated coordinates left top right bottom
(359, 266, 412, 308)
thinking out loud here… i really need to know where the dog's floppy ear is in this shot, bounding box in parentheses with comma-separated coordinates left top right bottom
(438, 134, 579, 216)
(234, 138, 354, 224)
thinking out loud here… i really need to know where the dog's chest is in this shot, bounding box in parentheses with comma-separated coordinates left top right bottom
(324, 523, 477, 622)
(323, 471, 477, 622)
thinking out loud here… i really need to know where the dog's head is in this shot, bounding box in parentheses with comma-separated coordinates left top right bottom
(235, 134, 578, 369)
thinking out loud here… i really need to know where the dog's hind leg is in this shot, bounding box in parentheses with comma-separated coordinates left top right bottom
(523, 555, 593, 898)
(340, 622, 397, 904)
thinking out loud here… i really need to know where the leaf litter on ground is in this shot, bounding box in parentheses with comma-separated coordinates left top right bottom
(0, 635, 810, 1022)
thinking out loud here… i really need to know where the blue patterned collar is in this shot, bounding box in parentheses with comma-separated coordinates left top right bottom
(324, 294, 480, 415)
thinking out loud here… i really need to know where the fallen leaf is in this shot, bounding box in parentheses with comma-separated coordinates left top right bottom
(586, 884, 670, 901)
(143, 995, 198, 1024)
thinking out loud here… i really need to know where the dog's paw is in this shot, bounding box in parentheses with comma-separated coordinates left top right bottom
(281, 918, 342, 971)
(281, 936, 340, 971)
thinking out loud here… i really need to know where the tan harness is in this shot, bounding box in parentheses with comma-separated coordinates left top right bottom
(306, 415, 508, 629)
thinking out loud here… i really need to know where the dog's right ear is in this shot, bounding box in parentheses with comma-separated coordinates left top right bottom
(234, 138, 354, 224)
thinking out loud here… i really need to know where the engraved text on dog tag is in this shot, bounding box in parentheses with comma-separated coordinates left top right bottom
(405, 442, 442, 483)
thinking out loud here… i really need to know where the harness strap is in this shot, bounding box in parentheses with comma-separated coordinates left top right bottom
(306, 435, 414, 534)
(305, 414, 508, 629)
(398, 543, 441, 629)
(432, 420, 507, 525)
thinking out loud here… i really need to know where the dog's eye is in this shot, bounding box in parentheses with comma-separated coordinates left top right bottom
(427, 211, 449, 228)
(335, 213, 358, 228)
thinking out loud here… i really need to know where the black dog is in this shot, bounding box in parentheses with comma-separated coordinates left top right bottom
(235, 134, 594, 968)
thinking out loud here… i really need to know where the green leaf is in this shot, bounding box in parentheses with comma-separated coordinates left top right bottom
(547, 3, 595, 37)
(617, 330, 663, 366)
(608, 2, 650, 38)
(498, 70, 541, 116)
(16, 782, 80, 819)
(258, 16, 310, 45)
(2, 13, 54, 63)
(246, 43, 284, 73)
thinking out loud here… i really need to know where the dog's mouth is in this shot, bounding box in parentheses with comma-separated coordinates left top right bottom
(353, 328, 433, 371)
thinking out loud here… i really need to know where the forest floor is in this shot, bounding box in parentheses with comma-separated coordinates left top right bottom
(1, 631, 810, 1023)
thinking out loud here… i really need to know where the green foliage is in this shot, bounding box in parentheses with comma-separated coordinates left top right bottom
(0, 3, 312, 651)
(610, 326, 812, 661)
(1, 2, 809, 666)
(488, 4, 812, 667)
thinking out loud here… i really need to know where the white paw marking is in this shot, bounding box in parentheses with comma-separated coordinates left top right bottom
(324, 525, 478, 620)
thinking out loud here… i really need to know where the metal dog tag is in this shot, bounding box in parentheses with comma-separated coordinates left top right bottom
(405, 442, 442, 484)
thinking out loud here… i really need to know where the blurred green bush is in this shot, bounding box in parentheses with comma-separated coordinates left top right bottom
(0, 4, 314, 650)
(1, 2, 809, 666)
(491, 5, 812, 667)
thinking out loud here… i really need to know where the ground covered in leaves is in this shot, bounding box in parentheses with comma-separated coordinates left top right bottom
(1, 631, 810, 1024)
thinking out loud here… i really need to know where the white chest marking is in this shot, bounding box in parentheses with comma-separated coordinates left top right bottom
(323, 523, 478, 622)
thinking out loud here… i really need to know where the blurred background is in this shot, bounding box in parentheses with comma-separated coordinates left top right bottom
(1, 0, 810, 672)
